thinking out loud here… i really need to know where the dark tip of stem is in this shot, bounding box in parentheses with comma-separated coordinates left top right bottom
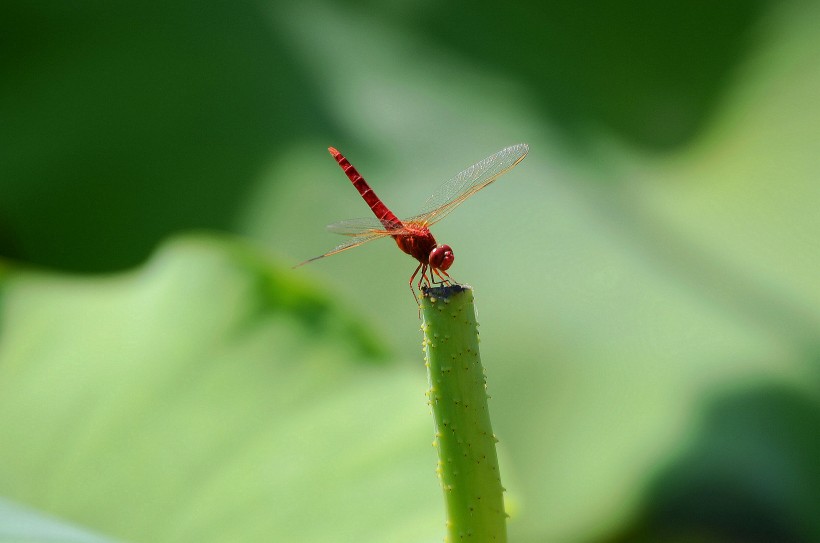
(421, 284, 470, 299)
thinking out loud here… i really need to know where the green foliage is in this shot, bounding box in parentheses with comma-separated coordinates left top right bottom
(1, 1, 819, 542)
(0, 498, 120, 543)
(0, 237, 441, 542)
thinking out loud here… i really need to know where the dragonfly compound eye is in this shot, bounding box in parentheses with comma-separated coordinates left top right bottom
(430, 244, 454, 271)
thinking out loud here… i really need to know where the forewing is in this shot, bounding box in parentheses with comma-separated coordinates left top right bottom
(295, 231, 391, 268)
(326, 217, 413, 237)
(407, 143, 529, 226)
(326, 217, 390, 236)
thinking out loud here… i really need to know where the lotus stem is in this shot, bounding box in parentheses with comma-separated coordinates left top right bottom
(420, 285, 506, 542)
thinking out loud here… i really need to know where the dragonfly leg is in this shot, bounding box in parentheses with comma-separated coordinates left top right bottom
(409, 262, 424, 306)
(418, 264, 430, 290)
(416, 263, 432, 304)
(432, 267, 453, 285)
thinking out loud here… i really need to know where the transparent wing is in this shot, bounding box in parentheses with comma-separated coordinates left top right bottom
(326, 216, 420, 237)
(294, 231, 392, 268)
(406, 143, 529, 226)
(326, 217, 396, 236)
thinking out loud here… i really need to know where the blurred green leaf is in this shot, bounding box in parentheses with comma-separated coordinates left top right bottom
(414, 0, 773, 150)
(2, 1, 819, 542)
(0, 236, 441, 543)
(0, 1, 330, 272)
(0, 498, 122, 543)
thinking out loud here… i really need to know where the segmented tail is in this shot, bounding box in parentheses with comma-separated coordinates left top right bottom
(328, 147, 402, 229)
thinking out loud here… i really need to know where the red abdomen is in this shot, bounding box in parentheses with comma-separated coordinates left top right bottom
(328, 147, 402, 230)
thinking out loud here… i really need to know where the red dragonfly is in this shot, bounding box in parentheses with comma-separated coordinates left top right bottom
(297, 143, 529, 301)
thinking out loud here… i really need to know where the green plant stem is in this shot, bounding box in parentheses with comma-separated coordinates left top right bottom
(420, 285, 506, 542)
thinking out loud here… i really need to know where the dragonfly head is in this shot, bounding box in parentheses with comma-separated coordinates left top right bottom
(429, 244, 454, 271)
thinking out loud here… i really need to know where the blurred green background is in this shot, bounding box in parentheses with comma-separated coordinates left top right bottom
(1, 1, 818, 542)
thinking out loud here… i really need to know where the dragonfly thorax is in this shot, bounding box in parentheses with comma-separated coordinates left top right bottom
(393, 226, 452, 271)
